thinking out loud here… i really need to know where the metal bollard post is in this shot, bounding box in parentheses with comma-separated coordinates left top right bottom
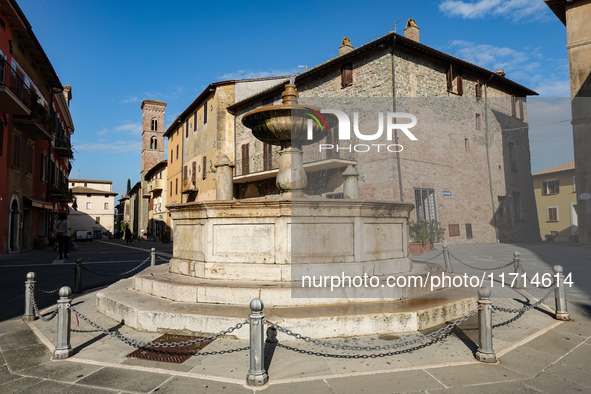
(53, 286, 73, 359)
(442, 244, 453, 272)
(553, 265, 570, 321)
(475, 286, 496, 363)
(513, 251, 524, 289)
(22, 272, 36, 322)
(73, 258, 83, 294)
(150, 248, 156, 267)
(246, 298, 269, 387)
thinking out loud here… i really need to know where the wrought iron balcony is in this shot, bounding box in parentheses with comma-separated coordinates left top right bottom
(0, 58, 32, 115)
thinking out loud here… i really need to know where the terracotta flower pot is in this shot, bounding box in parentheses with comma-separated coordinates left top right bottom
(409, 242, 423, 256)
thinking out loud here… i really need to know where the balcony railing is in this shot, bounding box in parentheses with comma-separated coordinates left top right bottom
(0, 58, 32, 115)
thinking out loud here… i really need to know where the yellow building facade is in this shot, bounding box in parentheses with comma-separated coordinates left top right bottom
(533, 161, 578, 241)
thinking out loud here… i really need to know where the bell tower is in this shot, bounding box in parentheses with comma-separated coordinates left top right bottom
(141, 100, 166, 173)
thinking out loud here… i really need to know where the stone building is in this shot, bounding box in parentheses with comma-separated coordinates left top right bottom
(68, 179, 117, 239)
(143, 160, 169, 241)
(0, 0, 74, 253)
(545, 0, 591, 245)
(139, 100, 166, 239)
(227, 21, 541, 244)
(163, 76, 288, 203)
(532, 160, 577, 241)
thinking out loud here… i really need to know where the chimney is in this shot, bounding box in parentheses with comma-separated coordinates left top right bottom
(62, 85, 72, 106)
(339, 37, 353, 56)
(404, 19, 420, 42)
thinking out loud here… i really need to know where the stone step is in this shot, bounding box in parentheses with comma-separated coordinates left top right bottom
(132, 265, 450, 307)
(97, 276, 478, 340)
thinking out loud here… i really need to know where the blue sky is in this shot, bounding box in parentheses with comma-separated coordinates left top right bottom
(20, 0, 573, 197)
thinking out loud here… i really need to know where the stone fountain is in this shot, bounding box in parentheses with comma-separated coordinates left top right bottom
(97, 84, 476, 340)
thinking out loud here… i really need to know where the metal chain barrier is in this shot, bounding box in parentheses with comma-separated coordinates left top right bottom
(156, 255, 170, 263)
(68, 305, 247, 348)
(425, 251, 443, 262)
(449, 252, 514, 271)
(37, 271, 74, 294)
(81, 257, 150, 277)
(492, 286, 556, 314)
(267, 307, 480, 352)
(29, 288, 59, 322)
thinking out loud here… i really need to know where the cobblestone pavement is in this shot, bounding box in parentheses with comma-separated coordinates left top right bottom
(1, 242, 590, 393)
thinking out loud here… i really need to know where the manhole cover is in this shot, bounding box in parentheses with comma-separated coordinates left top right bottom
(126, 334, 215, 364)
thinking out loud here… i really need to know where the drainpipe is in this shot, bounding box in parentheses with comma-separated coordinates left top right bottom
(484, 74, 499, 242)
(390, 37, 404, 201)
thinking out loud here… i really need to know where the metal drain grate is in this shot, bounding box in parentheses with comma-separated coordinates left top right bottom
(126, 334, 215, 364)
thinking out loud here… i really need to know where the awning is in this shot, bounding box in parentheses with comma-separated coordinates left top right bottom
(24, 197, 53, 210)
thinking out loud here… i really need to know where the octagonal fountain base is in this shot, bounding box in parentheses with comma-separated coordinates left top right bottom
(96, 198, 477, 339)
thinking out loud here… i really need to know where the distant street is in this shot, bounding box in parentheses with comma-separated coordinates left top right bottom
(0, 240, 173, 323)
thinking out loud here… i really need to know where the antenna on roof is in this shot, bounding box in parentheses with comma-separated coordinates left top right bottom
(394, 17, 406, 33)
(298, 64, 309, 70)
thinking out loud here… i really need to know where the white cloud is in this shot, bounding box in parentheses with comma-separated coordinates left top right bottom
(532, 79, 570, 97)
(75, 140, 142, 154)
(114, 123, 142, 135)
(121, 96, 139, 103)
(448, 40, 530, 73)
(218, 69, 297, 80)
(439, 0, 550, 21)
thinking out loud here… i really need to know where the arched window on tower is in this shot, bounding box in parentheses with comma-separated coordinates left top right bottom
(150, 136, 157, 150)
(151, 119, 158, 131)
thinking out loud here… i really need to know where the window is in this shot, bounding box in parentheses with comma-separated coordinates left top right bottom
(96, 217, 100, 224)
(175, 178, 178, 195)
(151, 119, 157, 131)
(542, 179, 559, 195)
(513, 192, 523, 221)
(170, 181, 172, 197)
(448, 224, 460, 237)
(446, 64, 463, 95)
(183, 165, 188, 180)
(341, 62, 353, 88)
(185, 121, 188, 138)
(465, 223, 473, 240)
(475, 113, 481, 131)
(414, 188, 438, 221)
(241, 144, 250, 174)
(508, 142, 517, 173)
(104, 202, 109, 210)
(547, 206, 558, 222)
(150, 136, 157, 149)
(203, 101, 208, 124)
(202, 156, 207, 180)
(40, 154, 46, 181)
(193, 112, 197, 131)
(475, 80, 483, 99)
(573, 176, 576, 192)
(192, 161, 197, 183)
(105, 194, 109, 198)
(176, 145, 179, 160)
(170, 149, 173, 163)
(26, 143, 34, 174)
(86, 202, 91, 210)
(511, 96, 524, 120)
(263, 143, 273, 171)
(86, 194, 91, 197)
(12, 133, 20, 168)
(464, 138, 469, 152)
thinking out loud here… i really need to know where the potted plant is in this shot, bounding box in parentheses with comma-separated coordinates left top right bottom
(409, 219, 445, 255)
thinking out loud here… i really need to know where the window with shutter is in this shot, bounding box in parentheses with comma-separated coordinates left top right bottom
(192, 161, 196, 183)
(193, 112, 197, 131)
(547, 207, 558, 222)
(241, 144, 250, 174)
(202, 156, 207, 180)
(475, 80, 482, 99)
(341, 63, 353, 88)
(542, 180, 560, 195)
(446, 65, 453, 91)
(203, 101, 208, 124)
(446, 65, 463, 95)
(448, 224, 460, 237)
(175, 178, 178, 195)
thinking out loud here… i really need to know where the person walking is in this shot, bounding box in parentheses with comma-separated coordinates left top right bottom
(53, 213, 71, 259)
(124, 226, 132, 245)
